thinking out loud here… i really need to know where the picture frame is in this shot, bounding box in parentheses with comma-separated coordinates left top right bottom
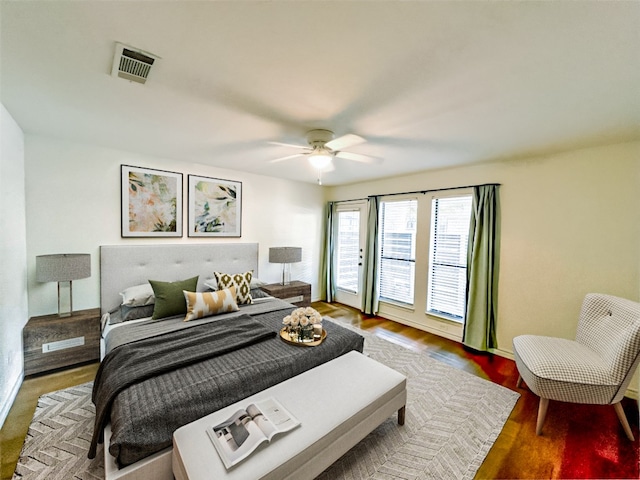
(188, 175, 242, 237)
(121, 165, 183, 237)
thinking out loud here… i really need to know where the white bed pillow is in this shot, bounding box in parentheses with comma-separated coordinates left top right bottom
(120, 283, 155, 307)
(109, 304, 155, 325)
(205, 276, 265, 291)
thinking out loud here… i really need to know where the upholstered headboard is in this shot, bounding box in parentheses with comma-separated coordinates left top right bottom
(100, 243, 259, 314)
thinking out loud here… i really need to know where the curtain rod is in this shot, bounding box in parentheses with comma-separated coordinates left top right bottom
(330, 182, 500, 204)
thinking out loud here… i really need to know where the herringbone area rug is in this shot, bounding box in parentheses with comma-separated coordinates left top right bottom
(317, 320, 520, 479)
(12, 382, 103, 480)
(13, 320, 519, 479)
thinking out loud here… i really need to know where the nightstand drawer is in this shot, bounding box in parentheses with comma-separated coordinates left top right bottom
(23, 308, 101, 376)
(260, 281, 311, 307)
(282, 295, 305, 304)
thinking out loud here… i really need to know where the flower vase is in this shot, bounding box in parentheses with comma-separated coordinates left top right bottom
(301, 324, 314, 342)
(288, 326, 299, 342)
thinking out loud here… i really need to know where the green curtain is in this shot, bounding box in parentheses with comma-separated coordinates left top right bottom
(363, 196, 380, 314)
(463, 185, 500, 351)
(322, 202, 336, 302)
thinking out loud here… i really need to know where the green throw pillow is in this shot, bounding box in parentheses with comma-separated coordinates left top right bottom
(149, 276, 199, 320)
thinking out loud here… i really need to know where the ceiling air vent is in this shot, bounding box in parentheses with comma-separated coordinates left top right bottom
(111, 42, 159, 84)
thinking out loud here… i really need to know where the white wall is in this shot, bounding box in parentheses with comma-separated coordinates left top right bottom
(0, 104, 28, 428)
(328, 141, 640, 356)
(25, 135, 326, 317)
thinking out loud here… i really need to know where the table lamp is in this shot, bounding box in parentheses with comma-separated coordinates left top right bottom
(36, 253, 91, 317)
(269, 247, 302, 286)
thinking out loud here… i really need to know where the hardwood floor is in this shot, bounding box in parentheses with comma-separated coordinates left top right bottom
(2, 302, 637, 479)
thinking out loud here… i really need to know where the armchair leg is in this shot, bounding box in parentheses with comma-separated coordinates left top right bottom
(613, 402, 635, 441)
(536, 397, 549, 436)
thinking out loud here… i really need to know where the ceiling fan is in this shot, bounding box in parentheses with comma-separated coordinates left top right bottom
(269, 129, 376, 184)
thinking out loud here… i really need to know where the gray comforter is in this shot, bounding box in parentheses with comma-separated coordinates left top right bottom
(95, 300, 364, 467)
(89, 314, 275, 459)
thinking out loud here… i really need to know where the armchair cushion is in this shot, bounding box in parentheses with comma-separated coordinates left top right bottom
(513, 335, 619, 404)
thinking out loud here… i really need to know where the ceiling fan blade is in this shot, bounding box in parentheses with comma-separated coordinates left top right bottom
(325, 134, 366, 151)
(268, 153, 307, 163)
(268, 141, 311, 150)
(335, 151, 378, 163)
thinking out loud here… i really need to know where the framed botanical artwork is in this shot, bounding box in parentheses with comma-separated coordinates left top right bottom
(121, 165, 183, 237)
(188, 175, 242, 237)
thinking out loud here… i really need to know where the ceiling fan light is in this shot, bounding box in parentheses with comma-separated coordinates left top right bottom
(308, 152, 332, 169)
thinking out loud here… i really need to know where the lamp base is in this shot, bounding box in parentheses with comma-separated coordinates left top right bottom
(281, 263, 292, 286)
(57, 281, 73, 317)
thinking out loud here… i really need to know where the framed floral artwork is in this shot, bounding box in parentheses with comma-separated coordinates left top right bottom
(188, 175, 242, 237)
(121, 165, 183, 237)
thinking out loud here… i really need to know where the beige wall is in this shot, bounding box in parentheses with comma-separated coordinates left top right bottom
(24, 135, 327, 317)
(328, 141, 640, 360)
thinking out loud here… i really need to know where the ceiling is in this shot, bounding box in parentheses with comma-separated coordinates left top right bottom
(1, 1, 639, 186)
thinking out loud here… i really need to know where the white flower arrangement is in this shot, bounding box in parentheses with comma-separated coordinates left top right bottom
(283, 307, 323, 342)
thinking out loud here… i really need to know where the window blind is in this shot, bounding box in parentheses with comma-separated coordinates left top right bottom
(378, 200, 417, 305)
(427, 195, 473, 321)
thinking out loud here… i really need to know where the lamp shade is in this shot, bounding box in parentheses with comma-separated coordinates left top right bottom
(269, 247, 302, 264)
(36, 254, 91, 282)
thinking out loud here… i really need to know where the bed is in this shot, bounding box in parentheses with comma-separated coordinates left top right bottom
(94, 243, 364, 480)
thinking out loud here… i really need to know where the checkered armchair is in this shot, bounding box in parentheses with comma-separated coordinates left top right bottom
(513, 293, 640, 440)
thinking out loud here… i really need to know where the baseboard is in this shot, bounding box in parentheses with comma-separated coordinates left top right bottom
(0, 370, 24, 430)
(375, 311, 463, 343)
(489, 347, 514, 360)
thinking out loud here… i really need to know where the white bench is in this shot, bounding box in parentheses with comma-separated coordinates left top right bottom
(172, 351, 407, 480)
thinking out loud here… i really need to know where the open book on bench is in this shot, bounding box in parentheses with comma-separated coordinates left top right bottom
(206, 397, 301, 469)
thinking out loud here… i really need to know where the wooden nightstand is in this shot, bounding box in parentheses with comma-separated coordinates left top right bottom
(260, 281, 311, 307)
(23, 307, 101, 376)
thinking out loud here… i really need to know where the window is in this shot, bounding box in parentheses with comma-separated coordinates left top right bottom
(427, 194, 473, 321)
(378, 199, 417, 305)
(335, 210, 360, 293)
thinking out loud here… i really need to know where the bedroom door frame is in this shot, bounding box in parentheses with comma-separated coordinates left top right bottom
(333, 201, 368, 310)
